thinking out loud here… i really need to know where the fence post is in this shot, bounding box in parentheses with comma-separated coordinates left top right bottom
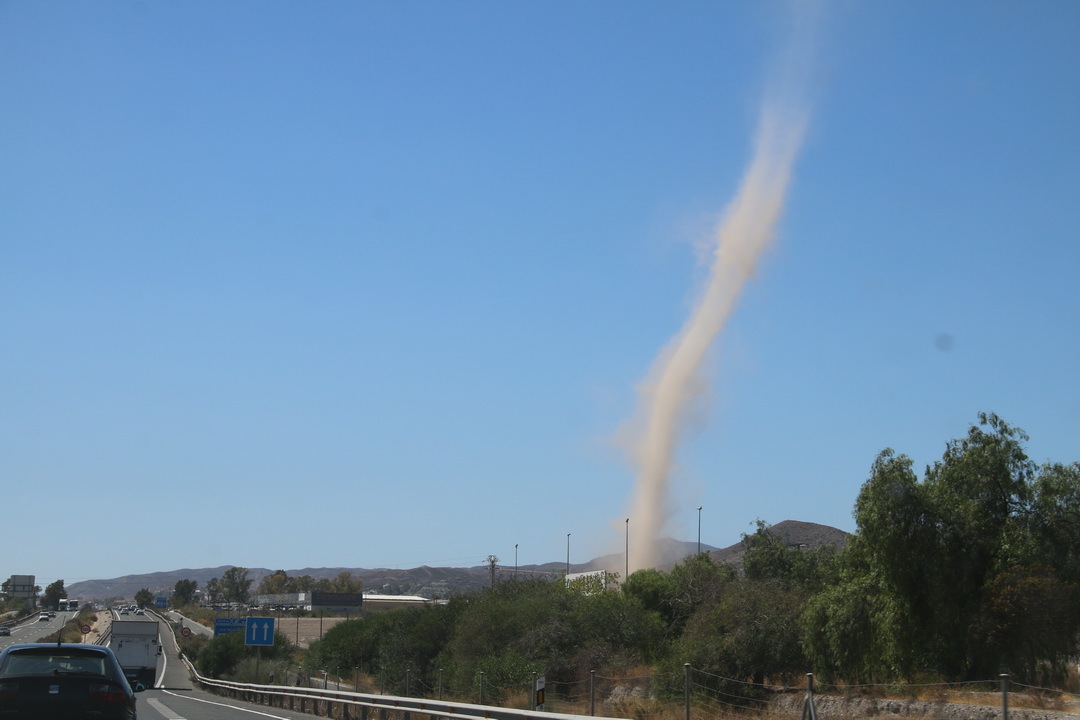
(590, 669, 596, 716)
(439, 668, 444, 700)
(406, 669, 412, 697)
(684, 664, 691, 720)
(800, 673, 818, 720)
(479, 671, 485, 705)
(1000, 674, 1009, 720)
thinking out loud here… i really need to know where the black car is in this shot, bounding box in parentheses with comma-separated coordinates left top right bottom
(0, 643, 141, 719)
(0, 627, 10, 637)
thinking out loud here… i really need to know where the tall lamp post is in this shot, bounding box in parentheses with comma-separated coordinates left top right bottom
(566, 533, 571, 577)
(515, 544, 519, 579)
(625, 518, 629, 579)
(697, 506, 703, 555)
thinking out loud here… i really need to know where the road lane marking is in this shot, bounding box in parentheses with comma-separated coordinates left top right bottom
(160, 688, 298, 719)
(148, 697, 186, 719)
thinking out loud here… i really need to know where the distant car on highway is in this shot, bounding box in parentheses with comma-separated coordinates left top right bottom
(0, 627, 10, 636)
(0, 642, 141, 718)
(37, 614, 49, 622)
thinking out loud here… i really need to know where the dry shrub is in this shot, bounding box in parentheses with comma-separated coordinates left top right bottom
(1007, 690, 1065, 712)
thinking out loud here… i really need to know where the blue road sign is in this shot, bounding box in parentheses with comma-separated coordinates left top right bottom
(245, 616, 275, 646)
(214, 618, 247, 637)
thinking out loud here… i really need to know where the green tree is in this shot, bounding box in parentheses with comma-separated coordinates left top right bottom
(1029, 462, 1080, 581)
(204, 577, 221, 605)
(622, 568, 678, 627)
(256, 570, 290, 595)
(285, 575, 316, 593)
(196, 629, 292, 678)
(802, 571, 892, 683)
(312, 572, 362, 594)
(804, 413, 1078, 683)
(41, 579, 66, 610)
(568, 581, 665, 665)
(134, 588, 154, 608)
(923, 413, 1035, 677)
(973, 565, 1080, 683)
(220, 567, 252, 604)
(665, 552, 735, 633)
(741, 520, 841, 592)
(171, 579, 198, 607)
(672, 577, 806, 696)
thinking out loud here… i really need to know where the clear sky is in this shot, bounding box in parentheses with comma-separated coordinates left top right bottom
(2, 2, 1078, 588)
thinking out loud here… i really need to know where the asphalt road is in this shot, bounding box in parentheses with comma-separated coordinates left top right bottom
(0, 610, 77, 648)
(139, 614, 319, 720)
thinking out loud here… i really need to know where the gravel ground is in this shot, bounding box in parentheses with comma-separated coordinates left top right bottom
(771, 693, 1080, 720)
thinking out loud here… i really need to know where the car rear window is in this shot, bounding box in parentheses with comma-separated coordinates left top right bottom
(1, 650, 108, 676)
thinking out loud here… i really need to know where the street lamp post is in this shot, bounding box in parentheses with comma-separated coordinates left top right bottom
(697, 506, 703, 555)
(566, 533, 571, 577)
(625, 518, 629, 578)
(515, 544, 519, 579)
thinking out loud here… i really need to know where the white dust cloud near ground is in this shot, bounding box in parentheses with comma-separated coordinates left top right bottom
(621, 11, 816, 573)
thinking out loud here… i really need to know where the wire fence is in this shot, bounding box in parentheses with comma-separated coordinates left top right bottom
(301, 665, 1080, 720)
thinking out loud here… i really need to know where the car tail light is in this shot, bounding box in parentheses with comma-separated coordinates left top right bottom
(88, 683, 127, 702)
(0, 682, 17, 700)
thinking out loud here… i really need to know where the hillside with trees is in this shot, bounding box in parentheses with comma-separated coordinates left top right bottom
(188, 413, 1079, 702)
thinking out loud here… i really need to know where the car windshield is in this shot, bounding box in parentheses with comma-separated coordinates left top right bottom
(1, 652, 107, 677)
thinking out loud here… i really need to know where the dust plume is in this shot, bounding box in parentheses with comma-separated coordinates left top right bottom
(622, 16, 814, 573)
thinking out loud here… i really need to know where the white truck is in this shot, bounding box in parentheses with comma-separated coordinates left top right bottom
(107, 618, 161, 688)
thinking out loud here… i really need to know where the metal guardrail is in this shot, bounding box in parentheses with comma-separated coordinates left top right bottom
(183, 666, 630, 720)
(154, 611, 629, 720)
(176, 646, 629, 720)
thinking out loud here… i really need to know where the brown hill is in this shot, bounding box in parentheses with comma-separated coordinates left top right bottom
(66, 520, 849, 602)
(708, 519, 850, 567)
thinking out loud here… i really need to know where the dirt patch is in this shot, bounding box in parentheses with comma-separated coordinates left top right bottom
(277, 617, 348, 648)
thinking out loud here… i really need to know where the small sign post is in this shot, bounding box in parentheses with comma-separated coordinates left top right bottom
(534, 674, 545, 711)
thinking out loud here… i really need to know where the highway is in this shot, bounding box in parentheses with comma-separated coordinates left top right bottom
(138, 611, 319, 720)
(1, 611, 319, 720)
(0, 610, 78, 648)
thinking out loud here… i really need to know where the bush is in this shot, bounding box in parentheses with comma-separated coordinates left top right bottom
(196, 630, 291, 678)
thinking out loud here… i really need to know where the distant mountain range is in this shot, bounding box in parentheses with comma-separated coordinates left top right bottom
(67, 520, 849, 602)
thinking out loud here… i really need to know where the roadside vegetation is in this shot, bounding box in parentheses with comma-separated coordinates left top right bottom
(171, 414, 1079, 707)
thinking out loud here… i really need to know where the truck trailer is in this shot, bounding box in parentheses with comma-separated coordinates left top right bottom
(107, 618, 160, 687)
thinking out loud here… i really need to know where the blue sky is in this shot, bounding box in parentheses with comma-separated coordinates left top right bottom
(2, 2, 1077, 588)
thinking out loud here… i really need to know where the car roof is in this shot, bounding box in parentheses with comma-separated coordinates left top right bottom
(0, 643, 113, 656)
